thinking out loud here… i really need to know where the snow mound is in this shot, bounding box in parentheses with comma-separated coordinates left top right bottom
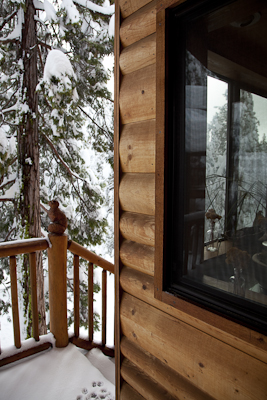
(0, 342, 115, 400)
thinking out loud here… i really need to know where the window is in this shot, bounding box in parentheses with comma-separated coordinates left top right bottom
(165, 0, 267, 333)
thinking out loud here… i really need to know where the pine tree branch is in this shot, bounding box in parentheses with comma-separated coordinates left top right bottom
(0, 178, 16, 191)
(40, 131, 85, 182)
(0, 198, 15, 202)
(4, 227, 16, 242)
(0, 10, 18, 32)
(38, 41, 52, 50)
(78, 106, 110, 140)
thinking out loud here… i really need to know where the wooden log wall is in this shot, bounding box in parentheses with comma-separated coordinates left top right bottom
(115, 0, 267, 399)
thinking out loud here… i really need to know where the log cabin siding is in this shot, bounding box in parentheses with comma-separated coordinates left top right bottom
(115, 0, 267, 398)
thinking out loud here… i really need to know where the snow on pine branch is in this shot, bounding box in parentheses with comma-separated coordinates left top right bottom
(73, 0, 114, 15)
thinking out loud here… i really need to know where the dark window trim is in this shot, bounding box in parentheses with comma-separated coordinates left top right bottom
(154, 0, 267, 342)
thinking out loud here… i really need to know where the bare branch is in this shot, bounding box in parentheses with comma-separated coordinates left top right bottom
(0, 10, 18, 32)
(40, 130, 85, 182)
(38, 41, 52, 51)
(0, 198, 15, 202)
(78, 106, 111, 140)
(0, 37, 20, 45)
(4, 227, 16, 242)
(0, 178, 16, 191)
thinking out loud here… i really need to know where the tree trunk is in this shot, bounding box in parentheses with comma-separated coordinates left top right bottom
(18, 0, 46, 335)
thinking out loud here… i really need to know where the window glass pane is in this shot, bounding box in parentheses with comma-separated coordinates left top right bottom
(169, 0, 267, 315)
(205, 76, 228, 247)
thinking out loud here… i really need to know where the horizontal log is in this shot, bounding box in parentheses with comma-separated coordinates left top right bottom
(0, 238, 49, 258)
(120, 0, 156, 48)
(119, 173, 155, 215)
(120, 120, 155, 173)
(68, 240, 114, 274)
(120, 266, 267, 364)
(120, 212, 155, 246)
(120, 293, 267, 400)
(121, 382, 146, 400)
(120, 240, 154, 276)
(120, 34, 156, 75)
(121, 336, 214, 400)
(119, 0, 152, 19)
(120, 64, 156, 125)
(121, 358, 177, 400)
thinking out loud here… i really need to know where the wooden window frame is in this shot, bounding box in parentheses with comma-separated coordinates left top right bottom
(154, 0, 267, 351)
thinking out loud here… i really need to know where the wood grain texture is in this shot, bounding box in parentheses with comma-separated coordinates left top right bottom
(120, 212, 155, 246)
(121, 293, 267, 400)
(120, 120, 155, 173)
(154, 7, 166, 301)
(120, 0, 156, 48)
(114, 0, 121, 398)
(48, 234, 68, 348)
(121, 358, 177, 400)
(120, 33, 156, 75)
(121, 382, 146, 400)
(120, 266, 267, 364)
(119, 173, 155, 215)
(120, 240, 154, 276)
(120, 65, 156, 125)
(119, 0, 152, 19)
(121, 336, 215, 400)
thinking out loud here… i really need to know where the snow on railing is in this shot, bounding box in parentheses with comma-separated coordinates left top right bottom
(0, 234, 115, 367)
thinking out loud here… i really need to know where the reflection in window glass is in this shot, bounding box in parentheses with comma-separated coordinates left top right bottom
(167, 0, 267, 323)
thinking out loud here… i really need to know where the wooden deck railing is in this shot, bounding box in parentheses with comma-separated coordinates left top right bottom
(0, 234, 115, 367)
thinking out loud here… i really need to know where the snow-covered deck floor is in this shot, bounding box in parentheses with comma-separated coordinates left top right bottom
(0, 339, 115, 400)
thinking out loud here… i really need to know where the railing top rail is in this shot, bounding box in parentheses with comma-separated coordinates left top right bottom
(0, 238, 49, 258)
(68, 240, 114, 274)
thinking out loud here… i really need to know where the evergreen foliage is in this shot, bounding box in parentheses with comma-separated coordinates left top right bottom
(0, 0, 114, 333)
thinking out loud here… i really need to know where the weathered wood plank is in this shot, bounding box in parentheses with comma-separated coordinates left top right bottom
(119, 0, 152, 19)
(120, 33, 156, 75)
(119, 173, 155, 215)
(120, 120, 155, 173)
(120, 64, 156, 125)
(121, 382, 146, 400)
(121, 358, 177, 400)
(120, 240, 154, 276)
(120, 0, 156, 48)
(120, 266, 267, 364)
(120, 212, 155, 246)
(120, 293, 267, 400)
(121, 336, 215, 400)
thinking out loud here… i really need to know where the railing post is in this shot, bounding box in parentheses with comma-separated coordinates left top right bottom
(47, 233, 68, 347)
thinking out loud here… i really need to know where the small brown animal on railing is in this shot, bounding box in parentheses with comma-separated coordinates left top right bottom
(42, 200, 68, 234)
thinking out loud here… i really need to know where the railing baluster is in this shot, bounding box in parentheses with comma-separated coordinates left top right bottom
(74, 255, 80, 338)
(29, 252, 39, 341)
(88, 262, 93, 342)
(102, 269, 107, 347)
(10, 256, 21, 349)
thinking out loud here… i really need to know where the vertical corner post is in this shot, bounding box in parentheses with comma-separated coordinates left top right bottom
(48, 233, 68, 347)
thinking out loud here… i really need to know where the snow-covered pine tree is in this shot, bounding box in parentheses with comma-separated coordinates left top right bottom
(0, 0, 114, 336)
